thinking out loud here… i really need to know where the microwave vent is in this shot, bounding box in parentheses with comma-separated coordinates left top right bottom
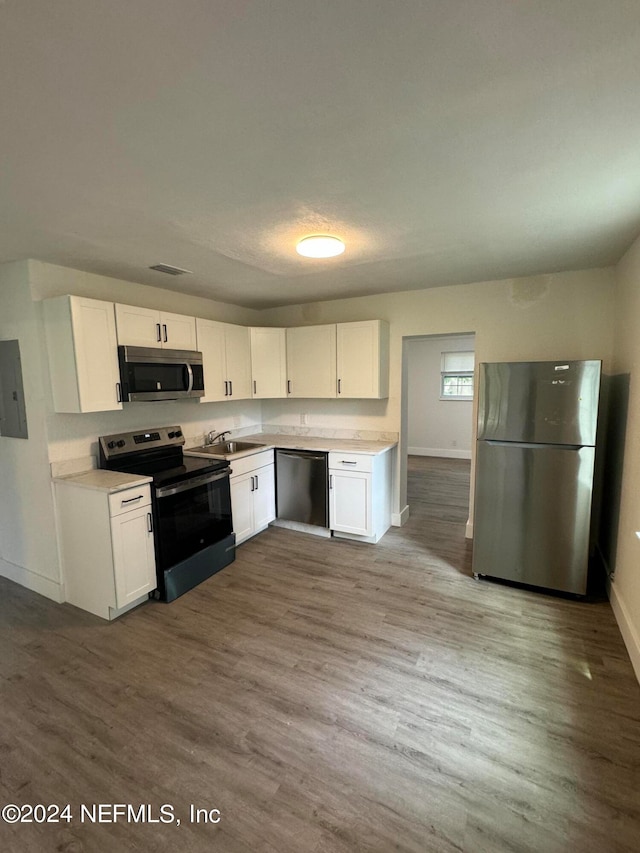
(149, 263, 193, 276)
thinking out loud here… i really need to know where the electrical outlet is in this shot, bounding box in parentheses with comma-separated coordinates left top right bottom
(300, 413, 308, 425)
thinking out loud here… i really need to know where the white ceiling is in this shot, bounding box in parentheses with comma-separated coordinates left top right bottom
(2, 0, 640, 308)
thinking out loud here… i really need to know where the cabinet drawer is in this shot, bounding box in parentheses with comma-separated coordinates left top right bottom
(108, 486, 151, 517)
(328, 452, 373, 473)
(229, 449, 274, 479)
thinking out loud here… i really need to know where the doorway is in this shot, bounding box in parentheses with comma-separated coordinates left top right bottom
(400, 333, 476, 558)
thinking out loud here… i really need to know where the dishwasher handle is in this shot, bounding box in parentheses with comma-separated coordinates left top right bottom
(277, 451, 327, 461)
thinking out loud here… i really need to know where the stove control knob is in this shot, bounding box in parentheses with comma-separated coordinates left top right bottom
(175, 430, 183, 438)
(167, 431, 175, 438)
(107, 441, 116, 449)
(116, 440, 126, 448)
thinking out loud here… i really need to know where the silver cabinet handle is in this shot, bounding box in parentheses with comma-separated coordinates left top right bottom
(329, 474, 333, 489)
(253, 380, 257, 395)
(163, 323, 168, 343)
(287, 379, 291, 394)
(255, 474, 259, 490)
(121, 494, 144, 504)
(224, 380, 229, 397)
(116, 382, 122, 403)
(340, 460, 357, 465)
(229, 380, 233, 396)
(147, 512, 153, 533)
(338, 378, 341, 394)
(156, 323, 161, 342)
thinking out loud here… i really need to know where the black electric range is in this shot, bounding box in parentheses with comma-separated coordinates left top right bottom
(99, 425, 235, 601)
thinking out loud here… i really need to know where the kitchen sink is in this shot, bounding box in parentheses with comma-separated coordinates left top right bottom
(187, 440, 265, 456)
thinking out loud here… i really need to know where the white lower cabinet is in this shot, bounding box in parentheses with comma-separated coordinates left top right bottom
(230, 450, 275, 545)
(328, 450, 393, 543)
(55, 480, 156, 620)
(329, 467, 372, 537)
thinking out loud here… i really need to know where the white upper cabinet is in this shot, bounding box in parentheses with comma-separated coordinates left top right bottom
(43, 295, 122, 413)
(286, 324, 337, 398)
(115, 304, 196, 350)
(336, 320, 389, 399)
(250, 327, 287, 398)
(196, 319, 251, 402)
(162, 311, 197, 350)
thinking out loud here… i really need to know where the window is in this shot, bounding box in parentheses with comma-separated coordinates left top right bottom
(440, 351, 474, 400)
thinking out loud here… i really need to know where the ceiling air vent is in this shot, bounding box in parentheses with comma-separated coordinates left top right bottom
(149, 263, 193, 276)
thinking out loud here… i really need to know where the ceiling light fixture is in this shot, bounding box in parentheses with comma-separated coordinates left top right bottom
(296, 235, 345, 258)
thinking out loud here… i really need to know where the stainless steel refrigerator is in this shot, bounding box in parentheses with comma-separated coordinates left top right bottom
(472, 359, 602, 595)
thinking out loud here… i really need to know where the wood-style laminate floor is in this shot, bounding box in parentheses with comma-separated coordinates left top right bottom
(1, 456, 639, 852)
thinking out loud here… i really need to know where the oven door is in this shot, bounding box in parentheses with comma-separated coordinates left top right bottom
(154, 469, 232, 571)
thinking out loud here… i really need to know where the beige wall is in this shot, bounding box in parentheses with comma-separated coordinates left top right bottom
(0, 262, 62, 599)
(610, 235, 640, 679)
(28, 260, 261, 325)
(261, 268, 616, 520)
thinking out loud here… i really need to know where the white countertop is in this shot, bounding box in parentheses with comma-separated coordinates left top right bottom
(185, 433, 397, 460)
(53, 469, 153, 494)
(251, 433, 396, 455)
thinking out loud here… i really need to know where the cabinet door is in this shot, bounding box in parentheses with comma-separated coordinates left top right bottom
(250, 327, 287, 398)
(44, 295, 122, 413)
(329, 469, 372, 536)
(111, 504, 156, 608)
(68, 297, 123, 413)
(196, 318, 228, 402)
(224, 324, 252, 399)
(337, 320, 388, 399)
(115, 304, 162, 348)
(253, 464, 276, 530)
(286, 325, 337, 398)
(161, 311, 197, 350)
(230, 472, 254, 545)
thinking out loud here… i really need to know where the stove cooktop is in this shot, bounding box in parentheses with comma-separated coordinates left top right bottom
(98, 425, 229, 488)
(123, 454, 229, 488)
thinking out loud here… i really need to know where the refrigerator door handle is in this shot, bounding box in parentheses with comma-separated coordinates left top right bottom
(484, 440, 584, 451)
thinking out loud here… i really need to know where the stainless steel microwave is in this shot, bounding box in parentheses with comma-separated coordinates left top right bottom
(117, 346, 205, 402)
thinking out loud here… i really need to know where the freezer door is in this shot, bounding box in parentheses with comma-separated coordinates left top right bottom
(477, 360, 601, 445)
(472, 441, 595, 594)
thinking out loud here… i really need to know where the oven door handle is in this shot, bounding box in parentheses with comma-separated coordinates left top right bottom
(155, 469, 229, 499)
(185, 362, 194, 394)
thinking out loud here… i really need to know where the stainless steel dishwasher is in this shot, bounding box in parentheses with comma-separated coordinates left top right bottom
(275, 449, 328, 527)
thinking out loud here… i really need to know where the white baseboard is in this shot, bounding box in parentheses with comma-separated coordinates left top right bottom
(408, 447, 472, 460)
(392, 505, 410, 527)
(0, 557, 63, 603)
(465, 519, 473, 539)
(607, 580, 640, 685)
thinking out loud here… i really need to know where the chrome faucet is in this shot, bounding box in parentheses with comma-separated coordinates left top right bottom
(206, 429, 231, 446)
